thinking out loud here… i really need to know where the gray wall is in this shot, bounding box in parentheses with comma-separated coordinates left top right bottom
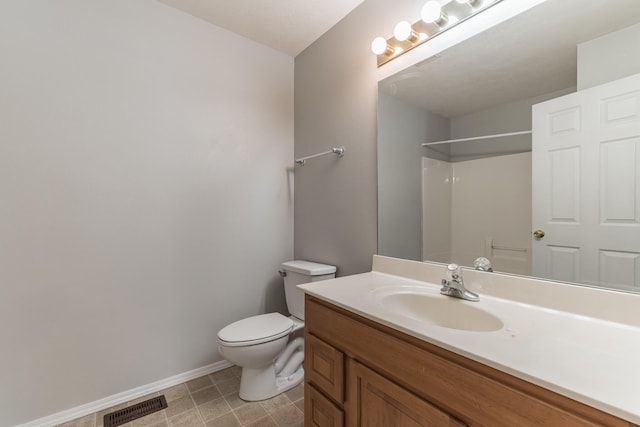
(578, 22, 640, 90)
(0, 1, 293, 425)
(294, 0, 426, 276)
(449, 87, 575, 162)
(377, 93, 449, 261)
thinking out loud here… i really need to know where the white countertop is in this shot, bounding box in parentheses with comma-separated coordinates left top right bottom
(298, 256, 640, 424)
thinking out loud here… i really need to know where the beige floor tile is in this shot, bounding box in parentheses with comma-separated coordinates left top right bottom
(215, 377, 240, 396)
(259, 394, 290, 414)
(168, 408, 203, 427)
(131, 409, 167, 427)
(133, 422, 167, 427)
(283, 384, 303, 403)
(233, 402, 268, 425)
(197, 397, 232, 421)
(191, 386, 222, 406)
(164, 395, 195, 419)
(210, 368, 236, 384)
(223, 392, 248, 410)
(204, 412, 241, 427)
(162, 384, 190, 402)
(57, 372, 303, 427)
(229, 366, 242, 377)
(56, 413, 95, 427)
(269, 404, 303, 427)
(186, 376, 213, 393)
(244, 416, 278, 427)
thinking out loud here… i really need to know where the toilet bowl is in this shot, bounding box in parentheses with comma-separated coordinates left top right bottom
(216, 260, 336, 401)
(217, 313, 304, 401)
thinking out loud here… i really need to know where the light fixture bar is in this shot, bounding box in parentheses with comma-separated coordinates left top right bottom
(373, 0, 503, 67)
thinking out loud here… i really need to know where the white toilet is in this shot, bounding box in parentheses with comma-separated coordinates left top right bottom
(216, 260, 336, 401)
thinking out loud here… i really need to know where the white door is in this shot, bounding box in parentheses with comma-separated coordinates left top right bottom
(532, 73, 640, 291)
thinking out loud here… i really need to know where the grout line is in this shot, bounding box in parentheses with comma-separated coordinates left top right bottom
(162, 407, 170, 427)
(268, 414, 279, 427)
(184, 379, 207, 426)
(194, 406, 206, 427)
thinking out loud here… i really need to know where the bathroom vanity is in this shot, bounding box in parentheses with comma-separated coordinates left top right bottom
(300, 256, 640, 426)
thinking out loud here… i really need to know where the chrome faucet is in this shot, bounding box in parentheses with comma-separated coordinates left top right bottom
(441, 264, 479, 302)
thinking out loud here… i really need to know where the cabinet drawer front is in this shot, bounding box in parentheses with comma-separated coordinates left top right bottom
(306, 383, 344, 427)
(349, 360, 463, 427)
(305, 333, 345, 403)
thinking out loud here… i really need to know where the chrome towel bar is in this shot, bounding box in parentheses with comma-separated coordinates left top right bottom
(295, 147, 345, 166)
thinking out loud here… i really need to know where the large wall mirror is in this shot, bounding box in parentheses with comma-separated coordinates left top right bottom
(378, 0, 640, 293)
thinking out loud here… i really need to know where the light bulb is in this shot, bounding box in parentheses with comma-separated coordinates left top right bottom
(421, 1, 446, 24)
(371, 37, 391, 55)
(394, 21, 413, 41)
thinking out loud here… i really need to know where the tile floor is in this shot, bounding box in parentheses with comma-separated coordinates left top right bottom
(56, 366, 304, 427)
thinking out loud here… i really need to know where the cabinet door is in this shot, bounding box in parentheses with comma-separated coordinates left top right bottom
(348, 360, 465, 427)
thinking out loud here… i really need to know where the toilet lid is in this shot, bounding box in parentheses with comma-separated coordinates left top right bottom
(217, 313, 293, 346)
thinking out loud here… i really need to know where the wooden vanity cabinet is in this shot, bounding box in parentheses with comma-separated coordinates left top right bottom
(304, 295, 636, 427)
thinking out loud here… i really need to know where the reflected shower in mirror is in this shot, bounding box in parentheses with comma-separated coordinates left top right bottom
(377, 0, 640, 293)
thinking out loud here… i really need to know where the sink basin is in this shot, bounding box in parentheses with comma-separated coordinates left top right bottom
(371, 286, 503, 332)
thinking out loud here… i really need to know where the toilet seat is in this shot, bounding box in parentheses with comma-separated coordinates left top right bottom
(218, 313, 293, 347)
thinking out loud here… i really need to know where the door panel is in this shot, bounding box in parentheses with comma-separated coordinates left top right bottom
(532, 90, 588, 284)
(532, 73, 640, 291)
(547, 246, 580, 283)
(549, 147, 581, 222)
(600, 138, 639, 223)
(599, 250, 640, 289)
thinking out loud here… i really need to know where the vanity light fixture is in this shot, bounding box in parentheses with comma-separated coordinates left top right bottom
(372, 0, 502, 67)
(371, 36, 395, 55)
(394, 20, 420, 43)
(421, 1, 448, 26)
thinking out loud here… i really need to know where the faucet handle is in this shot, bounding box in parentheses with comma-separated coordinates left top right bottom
(442, 263, 479, 302)
(446, 263, 461, 280)
(473, 257, 493, 272)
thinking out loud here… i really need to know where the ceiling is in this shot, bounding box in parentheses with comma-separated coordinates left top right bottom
(379, 0, 640, 118)
(157, 0, 366, 57)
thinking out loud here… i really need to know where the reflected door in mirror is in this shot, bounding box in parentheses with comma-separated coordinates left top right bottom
(532, 73, 640, 292)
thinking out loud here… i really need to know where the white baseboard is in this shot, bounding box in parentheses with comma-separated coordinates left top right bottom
(18, 360, 234, 427)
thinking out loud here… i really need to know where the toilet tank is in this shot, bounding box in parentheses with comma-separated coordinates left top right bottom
(281, 260, 336, 320)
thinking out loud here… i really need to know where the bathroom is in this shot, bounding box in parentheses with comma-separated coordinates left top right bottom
(2, 0, 640, 426)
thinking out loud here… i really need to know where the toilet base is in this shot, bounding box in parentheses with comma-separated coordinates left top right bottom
(238, 365, 304, 401)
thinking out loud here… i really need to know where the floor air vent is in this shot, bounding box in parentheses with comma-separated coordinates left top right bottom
(103, 395, 168, 427)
